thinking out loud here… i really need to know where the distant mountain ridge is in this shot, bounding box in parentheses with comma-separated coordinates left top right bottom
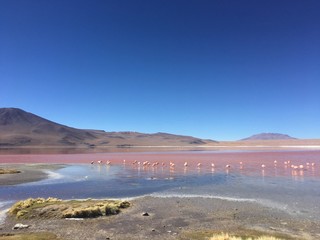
(0, 108, 216, 148)
(240, 133, 296, 141)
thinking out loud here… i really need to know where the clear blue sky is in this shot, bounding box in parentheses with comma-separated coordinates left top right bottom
(1, 0, 319, 140)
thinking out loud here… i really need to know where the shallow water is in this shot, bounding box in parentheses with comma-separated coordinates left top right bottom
(0, 150, 320, 223)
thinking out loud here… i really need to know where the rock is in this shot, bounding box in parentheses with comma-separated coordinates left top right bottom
(142, 212, 149, 216)
(12, 223, 29, 230)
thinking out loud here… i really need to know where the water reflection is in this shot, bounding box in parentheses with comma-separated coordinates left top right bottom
(1, 160, 320, 220)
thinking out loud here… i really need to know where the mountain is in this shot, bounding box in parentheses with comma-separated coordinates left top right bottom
(0, 108, 216, 148)
(240, 133, 297, 141)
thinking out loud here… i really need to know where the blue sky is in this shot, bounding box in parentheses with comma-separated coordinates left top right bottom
(1, 0, 319, 140)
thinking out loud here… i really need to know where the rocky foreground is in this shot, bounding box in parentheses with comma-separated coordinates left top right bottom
(1, 196, 319, 240)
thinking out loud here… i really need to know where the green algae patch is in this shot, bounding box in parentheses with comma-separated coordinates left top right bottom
(9, 198, 131, 219)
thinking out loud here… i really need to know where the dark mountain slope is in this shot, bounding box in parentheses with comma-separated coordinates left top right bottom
(0, 108, 216, 148)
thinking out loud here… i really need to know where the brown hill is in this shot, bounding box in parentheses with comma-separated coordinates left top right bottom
(0, 108, 216, 148)
(240, 133, 296, 141)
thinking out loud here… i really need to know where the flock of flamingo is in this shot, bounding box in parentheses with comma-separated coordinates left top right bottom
(90, 159, 317, 172)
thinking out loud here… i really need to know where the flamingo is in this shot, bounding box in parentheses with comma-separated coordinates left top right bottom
(261, 164, 266, 168)
(292, 165, 299, 170)
(184, 162, 188, 167)
(90, 161, 94, 164)
(211, 163, 215, 168)
(106, 160, 111, 165)
(225, 164, 231, 168)
(197, 163, 202, 168)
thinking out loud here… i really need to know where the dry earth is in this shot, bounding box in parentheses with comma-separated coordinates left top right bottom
(1, 196, 320, 240)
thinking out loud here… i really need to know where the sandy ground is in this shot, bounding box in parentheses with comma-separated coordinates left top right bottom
(0, 164, 65, 185)
(1, 196, 320, 240)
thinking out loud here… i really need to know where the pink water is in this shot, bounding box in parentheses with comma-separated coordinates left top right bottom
(1, 150, 319, 178)
(1, 150, 320, 223)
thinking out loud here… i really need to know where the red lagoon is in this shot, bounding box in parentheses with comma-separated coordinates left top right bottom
(1, 150, 319, 178)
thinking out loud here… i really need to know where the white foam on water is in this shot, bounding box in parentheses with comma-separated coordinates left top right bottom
(21, 170, 64, 186)
(149, 193, 257, 202)
(0, 201, 14, 225)
(45, 170, 64, 180)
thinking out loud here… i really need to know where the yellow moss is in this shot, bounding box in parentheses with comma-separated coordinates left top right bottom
(8, 198, 130, 219)
(209, 233, 284, 240)
(118, 201, 130, 208)
(9, 198, 62, 217)
(0, 168, 21, 174)
(0, 232, 60, 240)
(16, 210, 28, 218)
(62, 206, 102, 218)
(105, 205, 120, 215)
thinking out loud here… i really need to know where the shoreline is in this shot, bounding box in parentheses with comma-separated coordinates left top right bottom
(0, 164, 66, 186)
